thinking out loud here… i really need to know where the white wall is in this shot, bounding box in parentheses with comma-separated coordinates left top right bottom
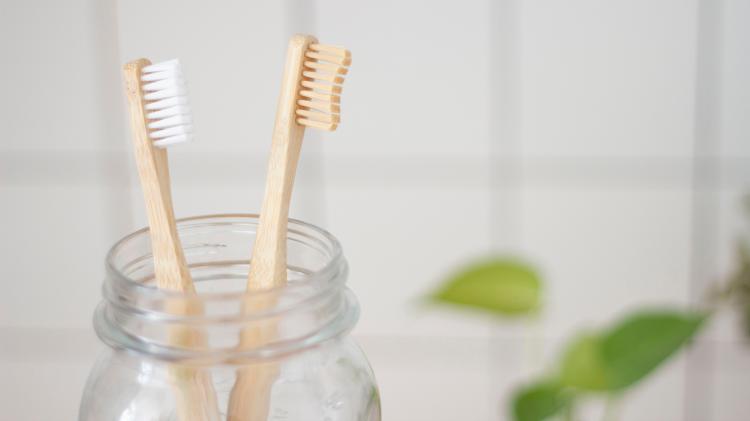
(1, 0, 748, 420)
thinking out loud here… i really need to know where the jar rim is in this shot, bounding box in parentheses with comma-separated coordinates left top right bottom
(105, 213, 345, 302)
(98, 214, 357, 362)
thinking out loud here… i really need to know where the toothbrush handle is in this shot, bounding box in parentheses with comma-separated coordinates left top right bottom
(246, 126, 304, 288)
(123, 59, 193, 292)
(246, 34, 317, 290)
(227, 34, 317, 421)
(123, 59, 221, 421)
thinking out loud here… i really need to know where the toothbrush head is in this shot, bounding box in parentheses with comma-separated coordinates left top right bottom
(140, 59, 193, 148)
(296, 43, 351, 131)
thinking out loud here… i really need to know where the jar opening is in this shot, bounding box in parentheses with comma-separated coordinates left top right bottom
(95, 214, 357, 363)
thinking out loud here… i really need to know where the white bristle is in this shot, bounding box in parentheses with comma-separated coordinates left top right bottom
(147, 104, 191, 120)
(150, 124, 192, 139)
(144, 96, 187, 110)
(142, 59, 181, 73)
(141, 59, 193, 148)
(148, 114, 192, 129)
(154, 134, 193, 147)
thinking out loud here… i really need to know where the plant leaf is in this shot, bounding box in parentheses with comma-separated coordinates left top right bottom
(512, 381, 572, 421)
(429, 258, 541, 316)
(559, 333, 608, 391)
(559, 310, 706, 392)
(600, 310, 706, 389)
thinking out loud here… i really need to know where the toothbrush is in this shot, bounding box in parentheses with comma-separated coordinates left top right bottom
(227, 34, 351, 421)
(123, 58, 221, 421)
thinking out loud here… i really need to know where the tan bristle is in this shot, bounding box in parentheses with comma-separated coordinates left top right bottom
(305, 51, 352, 66)
(300, 90, 340, 103)
(301, 80, 343, 94)
(304, 61, 348, 75)
(297, 118, 337, 131)
(309, 44, 351, 59)
(298, 99, 341, 114)
(302, 71, 345, 85)
(297, 43, 351, 131)
(295, 109, 340, 124)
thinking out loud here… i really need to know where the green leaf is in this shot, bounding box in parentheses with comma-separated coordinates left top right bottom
(429, 258, 542, 316)
(600, 310, 706, 389)
(559, 333, 608, 391)
(512, 381, 572, 421)
(559, 310, 706, 392)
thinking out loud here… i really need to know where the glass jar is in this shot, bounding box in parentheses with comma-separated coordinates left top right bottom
(79, 214, 380, 421)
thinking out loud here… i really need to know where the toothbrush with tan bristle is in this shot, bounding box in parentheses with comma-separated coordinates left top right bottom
(122, 58, 221, 421)
(227, 34, 352, 421)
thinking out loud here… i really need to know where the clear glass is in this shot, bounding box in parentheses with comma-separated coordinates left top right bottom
(79, 214, 380, 421)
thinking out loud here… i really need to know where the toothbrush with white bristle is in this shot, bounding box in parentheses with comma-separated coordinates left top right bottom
(142, 59, 194, 147)
(123, 58, 220, 421)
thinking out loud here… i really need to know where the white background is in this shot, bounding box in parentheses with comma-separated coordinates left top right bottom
(1, 0, 748, 420)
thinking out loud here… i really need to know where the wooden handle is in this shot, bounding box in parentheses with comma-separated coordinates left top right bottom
(227, 34, 318, 421)
(246, 34, 318, 290)
(123, 59, 220, 421)
(123, 59, 193, 292)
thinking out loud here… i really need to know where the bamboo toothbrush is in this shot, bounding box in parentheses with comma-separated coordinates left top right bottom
(123, 58, 221, 421)
(227, 34, 351, 421)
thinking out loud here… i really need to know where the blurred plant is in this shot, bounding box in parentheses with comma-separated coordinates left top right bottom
(723, 242, 750, 337)
(429, 258, 542, 316)
(712, 195, 750, 338)
(427, 199, 750, 421)
(511, 310, 705, 421)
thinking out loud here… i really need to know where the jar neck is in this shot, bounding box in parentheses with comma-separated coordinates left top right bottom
(95, 214, 358, 364)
